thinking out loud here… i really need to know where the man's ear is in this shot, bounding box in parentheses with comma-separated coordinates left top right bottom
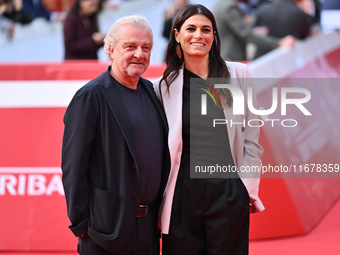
(110, 44, 114, 51)
(108, 44, 115, 59)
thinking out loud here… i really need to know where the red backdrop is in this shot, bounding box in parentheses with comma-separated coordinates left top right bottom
(1, 33, 340, 251)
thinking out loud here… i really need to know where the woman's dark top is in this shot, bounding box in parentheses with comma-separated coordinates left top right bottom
(63, 13, 101, 60)
(182, 68, 235, 167)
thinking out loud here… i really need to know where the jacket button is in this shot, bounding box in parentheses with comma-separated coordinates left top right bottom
(241, 127, 246, 132)
(131, 193, 137, 199)
(132, 164, 137, 172)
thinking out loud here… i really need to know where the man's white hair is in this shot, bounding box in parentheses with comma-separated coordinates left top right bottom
(104, 15, 153, 62)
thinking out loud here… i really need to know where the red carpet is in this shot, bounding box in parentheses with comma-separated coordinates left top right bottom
(250, 198, 340, 255)
(1, 198, 339, 255)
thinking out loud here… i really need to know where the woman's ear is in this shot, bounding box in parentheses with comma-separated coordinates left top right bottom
(174, 28, 180, 43)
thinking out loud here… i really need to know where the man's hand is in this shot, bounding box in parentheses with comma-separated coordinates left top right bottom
(278, 35, 296, 48)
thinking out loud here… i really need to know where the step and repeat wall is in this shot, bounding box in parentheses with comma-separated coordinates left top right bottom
(1, 32, 340, 251)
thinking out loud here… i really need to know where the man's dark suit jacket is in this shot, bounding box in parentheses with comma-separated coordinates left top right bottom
(254, 0, 311, 58)
(61, 68, 170, 253)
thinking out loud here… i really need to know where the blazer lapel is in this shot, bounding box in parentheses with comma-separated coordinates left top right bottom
(161, 68, 184, 133)
(157, 68, 184, 234)
(161, 68, 184, 170)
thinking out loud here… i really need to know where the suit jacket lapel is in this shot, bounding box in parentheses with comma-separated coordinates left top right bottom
(140, 78, 169, 134)
(100, 72, 137, 162)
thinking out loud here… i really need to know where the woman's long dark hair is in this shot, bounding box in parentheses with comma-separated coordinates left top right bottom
(160, 4, 232, 106)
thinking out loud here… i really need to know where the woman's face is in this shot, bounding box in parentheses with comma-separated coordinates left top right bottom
(174, 14, 215, 60)
(79, 0, 99, 16)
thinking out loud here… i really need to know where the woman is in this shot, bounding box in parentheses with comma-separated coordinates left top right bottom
(63, 0, 105, 60)
(154, 4, 264, 255)
(162, 0, 190, 39)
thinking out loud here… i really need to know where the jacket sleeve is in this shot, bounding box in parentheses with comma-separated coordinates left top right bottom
(229, 62, 265, 213)
(222, 3, 278, 51)
(61, 86, 99, 236)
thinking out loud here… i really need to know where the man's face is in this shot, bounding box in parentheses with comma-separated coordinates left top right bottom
(110, 24, 152, 81)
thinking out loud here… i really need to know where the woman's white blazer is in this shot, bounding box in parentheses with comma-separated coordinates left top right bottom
(153, 61, 265, 234)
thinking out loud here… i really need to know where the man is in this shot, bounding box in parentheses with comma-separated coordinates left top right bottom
(213, 0, 295, 61)
(253, 0, 311, 58)
(61, 15, 170, 255)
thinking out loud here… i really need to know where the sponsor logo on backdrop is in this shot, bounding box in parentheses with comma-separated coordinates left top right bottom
(0, 168, 64, 196)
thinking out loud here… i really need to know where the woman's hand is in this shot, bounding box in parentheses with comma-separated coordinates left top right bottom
(92, 32, 106, 46)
